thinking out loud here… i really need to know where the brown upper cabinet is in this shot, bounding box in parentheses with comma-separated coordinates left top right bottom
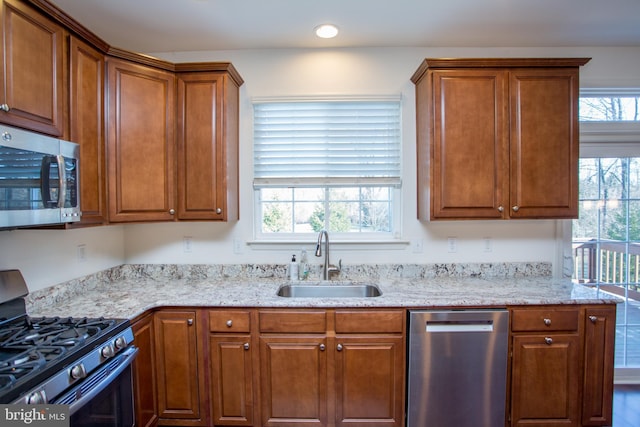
(106, 57, 243, 224)
(176, 69, 241, 221)
(69, 36, 107, 225)
(411, 58, 590, 221)
(0, 0, 66, 136)
(106, 57, 177, 223)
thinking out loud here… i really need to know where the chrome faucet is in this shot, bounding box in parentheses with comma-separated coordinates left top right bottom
(315, 230, 341, 280)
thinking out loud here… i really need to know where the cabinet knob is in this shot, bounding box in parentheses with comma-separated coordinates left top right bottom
(0, 104, 10, 112)
(187, 318, 194, 326)
(1, 132, 11, 141)
(337, 344, 343, 351)
(226, 320, 233, 327)
(543, 318, 552, 326)
(512, 206, 520, 212)
(497, 206, 504, 212)
(589, 315, 598, 323)
(244, 343, 250, 350)
(216, 208, 223, 214)
(169, 209, 175, 215)
(544, 337, 553, 345)
(319, 344, 326, 351)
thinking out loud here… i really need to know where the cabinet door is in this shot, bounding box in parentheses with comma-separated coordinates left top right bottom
(429, 69, 509, 219)
(0, 0, 65, 136)
(335, 336, 405, 427)
(69, 36, 106, 225)
(132, 313, 158, 427)
(259, 335, 328, 427)
(210, 335, 254, 426)
(511, 334, 581, 427)
(106, 57, 176, 222)
(176, 72, 239, 221)
(509, 68, 580, 218)
(154, 310, 203, 423)
(582, 306, 616, 426)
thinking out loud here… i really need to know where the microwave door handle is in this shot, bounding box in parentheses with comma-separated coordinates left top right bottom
(55, 155, 66, 208)
(40, 156, 55, 208)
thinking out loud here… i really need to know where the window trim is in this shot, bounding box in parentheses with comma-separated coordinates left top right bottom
(574, 89, 640, 375)
(252, 95, 403, 242)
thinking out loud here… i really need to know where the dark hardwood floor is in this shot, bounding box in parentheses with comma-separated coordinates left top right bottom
(613, 384, 640, 427)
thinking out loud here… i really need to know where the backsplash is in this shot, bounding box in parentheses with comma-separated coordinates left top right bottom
(25, 262, 551, 310)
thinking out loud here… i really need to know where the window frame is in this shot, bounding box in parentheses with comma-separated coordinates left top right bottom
(574, 88, 640, 374)
(251, 96, 403, 242)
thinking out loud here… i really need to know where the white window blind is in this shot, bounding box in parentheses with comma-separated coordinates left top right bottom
(253, 99, 401, 188)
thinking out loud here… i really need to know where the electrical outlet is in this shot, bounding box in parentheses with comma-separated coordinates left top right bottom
(183, 236, 193, 253)
(483, 237, 493, 252)
(233, 238, 244, 254)
(447, 237, 457, 253)
(77, 244, 87, 263)
(411, 239, 424, 254)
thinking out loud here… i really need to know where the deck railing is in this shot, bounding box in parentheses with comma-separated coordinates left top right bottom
(573, 239, 640, 293)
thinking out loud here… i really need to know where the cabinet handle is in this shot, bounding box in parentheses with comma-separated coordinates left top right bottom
(543, 318, 551, 326)
(512, 206, 520, 212)
(187, 318, 194, 326)
(244, 343, 250, 350)
(216, 208, 222, 214)
(226, 320, 233, 327)
(319, 344, 326, 351)
(169, 209, 175, 215)
(589, 315, 598, 323)
(337, 344, 343, 351)
(0, 104, 10, 112)
(497, 206, 504, 212)
(544, 337, 553, 345)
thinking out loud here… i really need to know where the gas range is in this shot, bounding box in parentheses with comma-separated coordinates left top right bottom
(0, 270, 136, 413)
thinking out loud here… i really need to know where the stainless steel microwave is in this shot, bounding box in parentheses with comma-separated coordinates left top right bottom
(0, 125, 81, 229)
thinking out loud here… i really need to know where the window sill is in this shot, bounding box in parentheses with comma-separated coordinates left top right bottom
(247, 239, 410, 251)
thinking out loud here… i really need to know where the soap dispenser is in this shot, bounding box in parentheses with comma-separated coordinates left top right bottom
(289, 255, 299, 281)
(299, 249, 309, 280)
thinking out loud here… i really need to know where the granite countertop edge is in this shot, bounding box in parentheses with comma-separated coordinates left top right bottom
(26, 267, 618, 321)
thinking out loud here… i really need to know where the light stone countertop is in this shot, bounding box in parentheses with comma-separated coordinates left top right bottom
(25, 263, 617, 320)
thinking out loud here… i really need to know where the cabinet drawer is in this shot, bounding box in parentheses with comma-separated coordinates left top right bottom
(259, 310, 327, 333)
(335, 310, 404, 333)
(511, 307, 580, 332)
(209, 310, 251, 333)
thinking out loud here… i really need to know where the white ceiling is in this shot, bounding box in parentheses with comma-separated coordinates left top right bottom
(49, 0, 640, 53)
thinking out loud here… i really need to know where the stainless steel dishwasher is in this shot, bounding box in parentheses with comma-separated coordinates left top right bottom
(407, 309, 509, 427)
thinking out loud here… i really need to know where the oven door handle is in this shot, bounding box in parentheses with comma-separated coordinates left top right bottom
(54, 346, 138, 415)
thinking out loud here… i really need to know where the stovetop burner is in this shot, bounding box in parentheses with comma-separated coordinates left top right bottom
(0, 315, 127, 400)
(0, 316, 115, 349)
(0, 270, 133, 404)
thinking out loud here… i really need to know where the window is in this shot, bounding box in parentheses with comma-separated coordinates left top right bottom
(579, 93, 639, 121)
(573, 90, 640, 371)
(253, 98, 401, 239)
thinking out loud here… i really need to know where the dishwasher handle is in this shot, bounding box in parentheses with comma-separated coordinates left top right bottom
(425, 320, 494, 333)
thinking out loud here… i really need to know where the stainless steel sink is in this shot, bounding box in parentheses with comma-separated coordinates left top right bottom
(276, 283, 382, 298)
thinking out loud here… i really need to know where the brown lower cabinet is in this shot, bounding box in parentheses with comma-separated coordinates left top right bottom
(132, 304, 613, 427)
(131, 312, 158, 427)
(154, 309, 208, 426)
(509, 304, 616, 427)
(258, 309, 406, 427)
(209, 309, 256, 426)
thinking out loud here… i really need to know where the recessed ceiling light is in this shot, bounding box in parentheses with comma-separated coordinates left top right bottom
(314, 24, 339, 39)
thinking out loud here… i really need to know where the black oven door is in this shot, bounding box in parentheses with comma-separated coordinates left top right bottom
(53, 346, 138, 427)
